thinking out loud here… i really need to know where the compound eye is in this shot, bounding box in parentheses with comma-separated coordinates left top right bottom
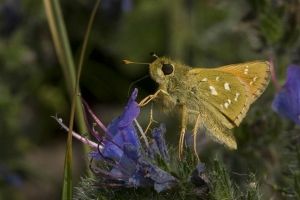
(162, 64, 174, 75)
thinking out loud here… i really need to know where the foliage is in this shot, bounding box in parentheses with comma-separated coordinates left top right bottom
(74, 157, 263, 200)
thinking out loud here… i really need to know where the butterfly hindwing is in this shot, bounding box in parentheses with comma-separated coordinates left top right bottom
(197, 99, 238, 149)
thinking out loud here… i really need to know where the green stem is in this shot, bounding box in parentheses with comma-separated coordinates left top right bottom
(43, 0, 100, 199)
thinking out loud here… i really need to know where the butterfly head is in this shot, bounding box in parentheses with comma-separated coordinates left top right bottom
(123, 55, 190, 87)
(149, 57, 177, 85)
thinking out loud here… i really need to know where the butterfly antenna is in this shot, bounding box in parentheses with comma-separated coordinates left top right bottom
(127, 75, 149, 97)
(122, 58, 151, 96)
(122, 59, 150, 65)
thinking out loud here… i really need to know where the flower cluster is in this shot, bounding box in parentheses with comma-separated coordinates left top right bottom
(88, 89, 177, 192)
(56, 89, 178, 193)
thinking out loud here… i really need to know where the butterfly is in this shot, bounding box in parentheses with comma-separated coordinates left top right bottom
(126, 55, 271, 159)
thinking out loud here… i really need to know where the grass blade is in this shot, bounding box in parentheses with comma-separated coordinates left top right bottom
(43, 0, 100, 199)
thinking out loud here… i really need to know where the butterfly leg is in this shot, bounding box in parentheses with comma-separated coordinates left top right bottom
(139, 89, 168, 107)
(144, 103, 158, 134)
(192, 113, 201, 162)
(179, 105, 188, 159)
(133, 119, 149, 148)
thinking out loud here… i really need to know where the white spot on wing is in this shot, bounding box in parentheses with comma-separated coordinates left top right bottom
(224, 82, 230, 91)
(250, 76, 258, 86)
(201, 78, 208, 81)
(234, 92, 240, 101)
(227, 99, 231, 104)
(244, 68, 249, 75)
(216, 76, 220, 81)
(224, 102, 229, 108)
(209, 86, 218, 95)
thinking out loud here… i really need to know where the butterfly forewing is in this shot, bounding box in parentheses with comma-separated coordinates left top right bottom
(187, 68, 251, 127)
(217, 61, 271, 103)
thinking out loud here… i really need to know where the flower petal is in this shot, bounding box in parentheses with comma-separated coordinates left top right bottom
(118, 88, 140, 128)
(137, 159, 177, 192)
(102, 88, 141, 160)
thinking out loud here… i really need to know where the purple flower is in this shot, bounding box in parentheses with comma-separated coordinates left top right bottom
(272, 65, 300, 125)
(100, 88, 140, 161)
(60, 88, 178, 192)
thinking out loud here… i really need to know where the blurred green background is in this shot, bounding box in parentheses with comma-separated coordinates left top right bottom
(0, 0, 300, 199)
